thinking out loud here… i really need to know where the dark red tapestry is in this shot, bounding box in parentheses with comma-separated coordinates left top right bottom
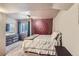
(31, 18, 53, 35)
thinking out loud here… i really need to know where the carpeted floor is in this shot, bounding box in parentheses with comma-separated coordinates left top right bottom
(6, 41, 40, 56)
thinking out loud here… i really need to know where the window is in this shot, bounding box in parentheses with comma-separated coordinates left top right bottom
(19, 23, 28, 33)
(6, 23, 14, 32)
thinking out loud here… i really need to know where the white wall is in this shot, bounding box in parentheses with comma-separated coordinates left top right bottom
(0, 12, 7, 55)
(0, 13, 17, 55)
(53, 4, 79, 55)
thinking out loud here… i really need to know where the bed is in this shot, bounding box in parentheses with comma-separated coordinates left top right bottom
(22, 32, 62, 56)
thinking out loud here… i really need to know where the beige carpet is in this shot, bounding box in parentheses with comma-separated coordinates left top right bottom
(6, 41, 40, 56)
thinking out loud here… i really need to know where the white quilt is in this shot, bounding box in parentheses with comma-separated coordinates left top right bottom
(23, 35, 57, 55)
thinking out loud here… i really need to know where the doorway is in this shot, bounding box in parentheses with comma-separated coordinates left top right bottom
(18, 20, 30, 40)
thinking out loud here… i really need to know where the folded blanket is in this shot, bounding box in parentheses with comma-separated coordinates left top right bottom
(24, 34, 39, 40)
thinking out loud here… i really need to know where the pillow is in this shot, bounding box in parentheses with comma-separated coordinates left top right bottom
(51, 32, 59, 39)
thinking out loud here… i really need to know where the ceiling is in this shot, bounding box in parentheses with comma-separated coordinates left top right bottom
(0, 3, 73, 19)
(1, 3, 53, 13)
(53, 3, 73, 10)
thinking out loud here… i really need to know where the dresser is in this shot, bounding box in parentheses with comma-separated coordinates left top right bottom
(6, 33, 19, 46)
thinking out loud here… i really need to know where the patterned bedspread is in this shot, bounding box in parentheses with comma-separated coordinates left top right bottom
(23, 35, 57, 55)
